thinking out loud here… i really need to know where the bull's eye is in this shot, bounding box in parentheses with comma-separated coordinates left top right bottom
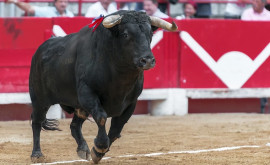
(120, 33, 128, 38)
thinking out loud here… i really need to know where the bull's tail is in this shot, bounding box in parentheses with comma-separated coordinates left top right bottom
(41, 119, 62, 131)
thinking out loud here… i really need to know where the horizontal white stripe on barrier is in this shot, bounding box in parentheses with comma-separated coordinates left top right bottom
(186, 88, 270, 99)
(0, 89, 169, 104)
(1, 88, 270, 104)
(0, 93, 31, 104)
(138, 89, 169, 100)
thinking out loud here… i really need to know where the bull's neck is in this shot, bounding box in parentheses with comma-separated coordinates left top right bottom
(112, 63, 143, 82)
(92, 33, 143, 80)
(91, 51, 143, 84)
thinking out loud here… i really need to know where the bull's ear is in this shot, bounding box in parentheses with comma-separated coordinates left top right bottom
(151, 26, 159, 32)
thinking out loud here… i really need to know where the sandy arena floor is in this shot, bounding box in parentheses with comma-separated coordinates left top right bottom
(1, 113, 270, 164)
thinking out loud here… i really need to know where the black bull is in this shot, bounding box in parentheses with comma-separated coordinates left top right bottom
(29, 10, 177, 163)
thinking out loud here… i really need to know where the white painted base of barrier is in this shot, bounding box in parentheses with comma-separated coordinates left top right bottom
(46, 104, 62, 119)
(138, 89, 188, 115)
(0, 93, 30, 104)
(0, 90, 189, 117)
(0, 93, 62, 119)
(2, 88, 270, 117)
(139, 88, 270, 115)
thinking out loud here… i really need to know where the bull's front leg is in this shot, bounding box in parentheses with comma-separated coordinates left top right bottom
(78, 84, 109, 164)
(90, 108, 109, 164)
(108, 103, 136, 147)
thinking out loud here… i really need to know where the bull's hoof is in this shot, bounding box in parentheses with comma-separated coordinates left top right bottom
(93, 137, 109, 153)
(76, 141, 91, 160)
(77, 150, 91, 161)
(94, 143, 108, 153)
(90, 147, 105, 164)
(31, 152, 45, 163)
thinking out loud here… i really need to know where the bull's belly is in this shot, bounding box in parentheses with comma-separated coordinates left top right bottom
(50, 88, 79, 107)
(102, 101, 132, 117)
(100, 88, 141, 117)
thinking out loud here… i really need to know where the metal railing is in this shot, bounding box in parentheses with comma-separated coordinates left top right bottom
(1, 0, 267, 16)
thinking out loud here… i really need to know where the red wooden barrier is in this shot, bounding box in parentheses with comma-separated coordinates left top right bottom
(144, 30, 180, 88)
(0, 18, 53, 92)
(1, 18, 270, 93)
(1, 18, 270, 119)
(0, 17, 181, 93)
(178, 19, 270, 89)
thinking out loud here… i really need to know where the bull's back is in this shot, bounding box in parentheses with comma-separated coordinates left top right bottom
(30, 34, 79, 105)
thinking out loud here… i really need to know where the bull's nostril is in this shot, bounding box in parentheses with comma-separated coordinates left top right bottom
(151, 59, 156, 65)
(140, 58, 147, 65)
(138, 57, 155, 69)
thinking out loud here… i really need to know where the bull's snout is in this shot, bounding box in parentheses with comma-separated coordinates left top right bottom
(139, 56, 156, 70)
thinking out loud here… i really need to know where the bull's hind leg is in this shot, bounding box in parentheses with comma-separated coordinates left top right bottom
(31, 103, 50, 163)
(108, 103, 136, 147)
(70, 112, 91, 160)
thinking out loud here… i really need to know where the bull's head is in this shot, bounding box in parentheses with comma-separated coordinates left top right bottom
(102, 11, 178, 70)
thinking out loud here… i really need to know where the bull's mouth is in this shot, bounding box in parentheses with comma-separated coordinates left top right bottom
(137, 58, 156, 70)
(142, 62, 155, 70)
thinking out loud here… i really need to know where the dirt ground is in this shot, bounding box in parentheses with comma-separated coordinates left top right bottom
(1, 113, 270, 165)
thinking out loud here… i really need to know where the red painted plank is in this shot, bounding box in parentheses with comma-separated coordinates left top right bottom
(189, 98, 261, 113)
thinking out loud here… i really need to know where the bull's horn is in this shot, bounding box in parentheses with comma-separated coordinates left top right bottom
(149, 16, 178, 32)
(102, 15, 123, 28)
